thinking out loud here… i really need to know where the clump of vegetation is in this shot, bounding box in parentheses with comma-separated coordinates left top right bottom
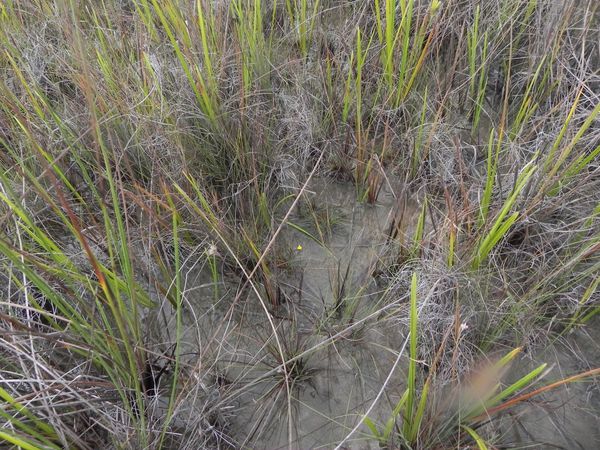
(0, 0, 599, 448)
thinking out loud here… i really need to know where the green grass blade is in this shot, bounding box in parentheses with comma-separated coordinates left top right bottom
(462, 425, 488, 450)
(403, 272, 418, 439)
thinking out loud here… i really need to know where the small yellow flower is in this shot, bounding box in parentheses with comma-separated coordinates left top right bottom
(296, 245, 303, 251)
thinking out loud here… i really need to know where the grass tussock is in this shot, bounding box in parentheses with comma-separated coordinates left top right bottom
(0, 0, 599, 448)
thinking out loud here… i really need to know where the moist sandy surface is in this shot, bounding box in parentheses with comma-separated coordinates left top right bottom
(150, 177, 600, 449)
